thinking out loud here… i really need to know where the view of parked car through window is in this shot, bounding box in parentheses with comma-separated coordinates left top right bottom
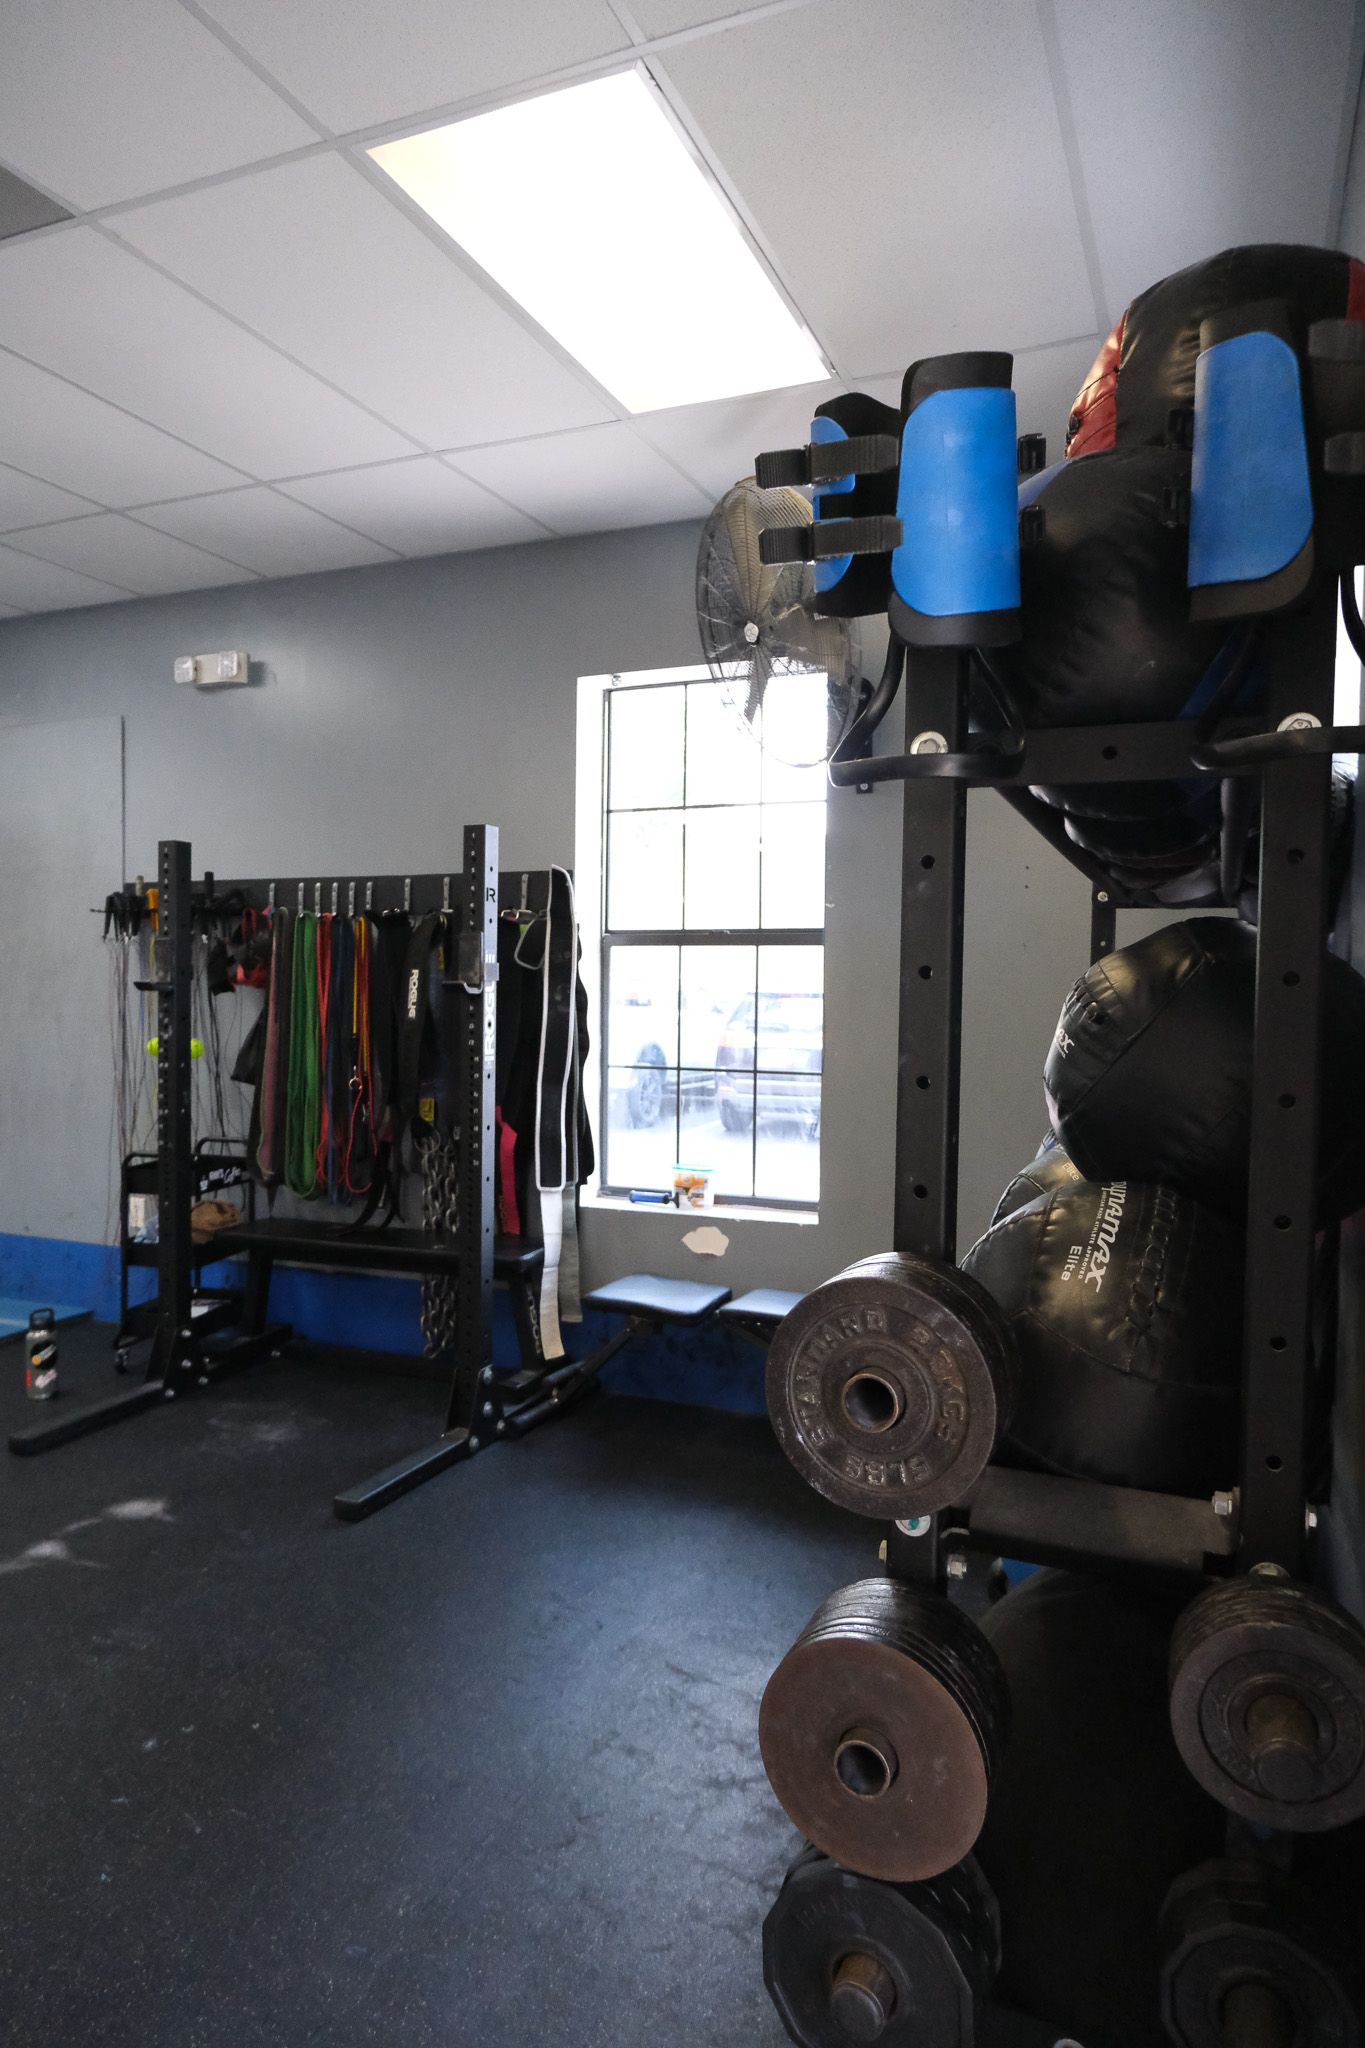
(599, 672, 826, 1206)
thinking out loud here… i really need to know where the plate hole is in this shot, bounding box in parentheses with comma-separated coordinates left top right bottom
(1101, 744, 1118, 760)
(834, 1729, 898, 1798)
(1283, 970, 1300, 987)
(1279, 1093, 1296, 1109)
(1266, 1454, 1284, 1472)
(913, 1182, 929, 1199)
(1270, 1335, 1287, 1352)
(842, 1371, 903, 1434)
(1274, 1215, 1292, 1231)
(920, 854, 935, 870)
(918, 964, 933, 980)
(916, 1074, 930, 1091)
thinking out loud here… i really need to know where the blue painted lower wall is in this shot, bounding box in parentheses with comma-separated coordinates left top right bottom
(0, 1232, 766, 1415)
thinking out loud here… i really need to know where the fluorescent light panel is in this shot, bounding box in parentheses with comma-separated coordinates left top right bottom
(370, 71, 828, 415)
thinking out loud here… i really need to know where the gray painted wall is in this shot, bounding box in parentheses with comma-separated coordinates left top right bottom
(0, 521, 1096, 1297)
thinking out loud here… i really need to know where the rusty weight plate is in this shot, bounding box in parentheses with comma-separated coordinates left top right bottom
(765, 1252, 1018, 1519)
(760, 1577, 1010, 1883)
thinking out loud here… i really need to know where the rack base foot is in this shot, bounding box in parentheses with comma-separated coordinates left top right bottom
(9, 1380, 166, 1455)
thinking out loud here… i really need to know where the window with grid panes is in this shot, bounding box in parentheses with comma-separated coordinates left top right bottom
(599, 671, 827, 1207)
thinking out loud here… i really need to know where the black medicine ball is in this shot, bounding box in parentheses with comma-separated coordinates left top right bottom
(989, 1136, 1084, 1227)
(961, 1178, 1243, 1496)
(1044, 917, 1365, 1221)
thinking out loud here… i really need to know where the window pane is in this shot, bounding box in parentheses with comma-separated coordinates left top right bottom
(755, 1099, 821, 1203)
(758, 947, 824, 1075)
(609, 685, 685, 810)
(759, 672, 833, 799)
(607, 810, 683, 930)
(760, 803, 826, 928)
(682, 1069, 754, 1198)
(680, 944, 756, 1067)
(684, 805, 760, 928)
(685, 682, 762, 807)
(604, 1064, 678, 1190)
(606, 945, 679, 1073)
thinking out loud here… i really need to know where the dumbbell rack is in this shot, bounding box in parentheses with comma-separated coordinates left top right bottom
(877, 582, 1345, 1597)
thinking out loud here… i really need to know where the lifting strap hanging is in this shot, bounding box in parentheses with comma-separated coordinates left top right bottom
(533, 866, 584, 1360)
(285, 911, 321, 1198)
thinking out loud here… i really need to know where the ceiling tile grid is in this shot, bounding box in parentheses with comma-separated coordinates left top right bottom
(0, 0, 1355, 616)
(133, 486, 401, 576)
(1, 511, 259, 595)
(280, 457, 553, 555)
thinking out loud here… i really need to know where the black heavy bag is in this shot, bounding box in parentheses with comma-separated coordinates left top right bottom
(960, 1177, 1243, 1496)
(989, 1134, 1084, 1227)
(1045, 917, 1365, 1222)
(976, 1572, 1222, 2048)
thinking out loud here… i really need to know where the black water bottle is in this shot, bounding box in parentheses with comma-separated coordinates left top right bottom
(24, 1309, 58, 1401)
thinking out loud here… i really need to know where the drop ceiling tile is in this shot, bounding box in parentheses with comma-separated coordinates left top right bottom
(0, 464, 101, 533)
(0, 0, 314, 209)
(0, 546, 132, 612)
(280, 458, 548, 555)
(629, 0, 782, 33)
(660, 0, 1094, 374)
(0, 351, 243, 505)
(1053, 0, 1357, 325)
(134, 488, 398, 576)
(113, 154, 613, 448)
(6, 514, 257, 596)
(632, 377, 843, 501)
(0, 228, 412, 477)
(196, 0, 631, 132)
(451, 424, 711, 535)
(861, 333, 1102, 447)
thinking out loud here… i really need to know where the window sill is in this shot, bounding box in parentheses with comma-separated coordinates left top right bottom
(583, 1189, 819, 1227)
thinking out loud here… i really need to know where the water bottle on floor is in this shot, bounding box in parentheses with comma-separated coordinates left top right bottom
(25, 1310, 58, 1400)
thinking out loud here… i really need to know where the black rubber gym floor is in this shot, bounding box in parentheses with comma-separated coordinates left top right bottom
(0, 1325, 869, 2048)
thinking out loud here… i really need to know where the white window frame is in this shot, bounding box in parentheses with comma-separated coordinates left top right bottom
(575, 663, 823, 1225)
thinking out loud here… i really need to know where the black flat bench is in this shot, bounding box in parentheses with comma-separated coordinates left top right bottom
(717, 1288, 802, 1342)
(581, 1273, 732, 1325)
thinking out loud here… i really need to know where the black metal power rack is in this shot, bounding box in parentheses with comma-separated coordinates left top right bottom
(873, 589, 1351, 1598)
(9, 826, 628, 1516)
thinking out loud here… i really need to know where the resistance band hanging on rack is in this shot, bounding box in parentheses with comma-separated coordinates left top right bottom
(343, 915, 376, 1197)
(285, 912, 321, 1198)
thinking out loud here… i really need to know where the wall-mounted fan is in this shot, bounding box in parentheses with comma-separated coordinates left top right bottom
(696, 479, 863, 767)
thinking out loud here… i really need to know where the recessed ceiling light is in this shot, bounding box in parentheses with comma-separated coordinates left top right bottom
(369, 69, 829, 415)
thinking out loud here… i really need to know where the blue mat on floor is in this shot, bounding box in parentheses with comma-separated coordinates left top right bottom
(0, 1299, 92, 1344)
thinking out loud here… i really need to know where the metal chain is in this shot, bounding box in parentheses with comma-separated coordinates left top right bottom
(418, 1129, 461, 1356)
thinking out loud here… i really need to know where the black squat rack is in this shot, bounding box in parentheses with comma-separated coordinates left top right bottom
(9, 826, 635, 1517)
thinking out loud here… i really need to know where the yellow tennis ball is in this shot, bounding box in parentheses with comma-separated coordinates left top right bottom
(190, 1038, 204, 1059)
(146, 1036, 159, 1056)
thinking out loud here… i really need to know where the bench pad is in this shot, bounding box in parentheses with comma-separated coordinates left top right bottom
(581, 1273, 731, 1324)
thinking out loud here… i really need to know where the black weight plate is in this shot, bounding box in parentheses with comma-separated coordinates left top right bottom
(763, 1848, 1001, 2048)
(766, 1252, 1017, 1518)
(1170, 1578, 1365, 1832)
(1160, 1858, 1362, 2048)
(760, 1578, 1010, 1883)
